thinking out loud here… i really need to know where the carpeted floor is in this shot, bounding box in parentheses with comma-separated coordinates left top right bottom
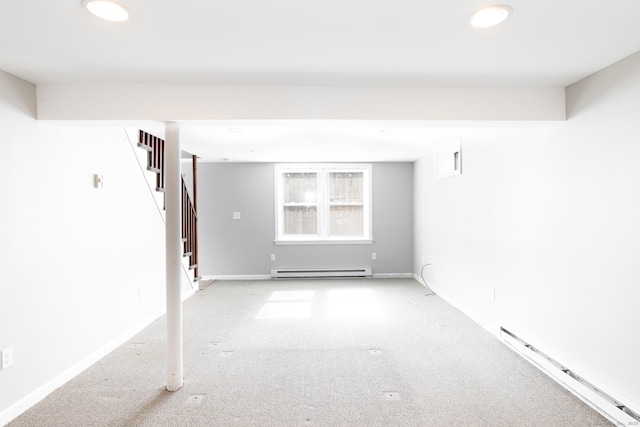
(9, 278, 612, 426)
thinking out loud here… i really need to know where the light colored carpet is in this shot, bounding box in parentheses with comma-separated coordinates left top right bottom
(9, 278, 612, 426)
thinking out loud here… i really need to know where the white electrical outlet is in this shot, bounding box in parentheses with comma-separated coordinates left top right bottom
(1, 347, 13, 370)
(490, 288, 496, 301)
(372, 253, 377, 260)
(271, 254, 276, 261)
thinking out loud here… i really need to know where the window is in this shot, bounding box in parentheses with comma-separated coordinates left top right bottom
(435, 141, 462, 179)
(275, 164, 372, 243)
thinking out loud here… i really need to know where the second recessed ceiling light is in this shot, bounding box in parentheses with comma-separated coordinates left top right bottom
(82, 0, 129, 22)
(470, 5, 512, 28)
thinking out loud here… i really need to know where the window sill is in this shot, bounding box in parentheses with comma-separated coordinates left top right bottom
(274, 239, 373, 246)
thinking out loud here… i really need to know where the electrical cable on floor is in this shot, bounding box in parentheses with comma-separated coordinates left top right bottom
(420, 263, 435, 296)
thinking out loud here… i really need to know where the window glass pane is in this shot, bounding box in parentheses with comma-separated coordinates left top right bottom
(329, 205, 363, 237)
(276, 165, 370, 241)
(330, 172, 363, 203)
(283, 206, 318, 235)
(283, 172, 317, 204)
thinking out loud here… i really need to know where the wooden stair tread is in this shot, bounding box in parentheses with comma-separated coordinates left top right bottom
(136, 143, 153, 152)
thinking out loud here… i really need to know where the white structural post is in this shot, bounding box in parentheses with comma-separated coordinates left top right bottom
(165, 121, 183, 391)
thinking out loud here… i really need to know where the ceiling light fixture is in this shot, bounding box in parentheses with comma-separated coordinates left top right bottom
(82, 0, 129, 22)
(470, 5, 512, 28)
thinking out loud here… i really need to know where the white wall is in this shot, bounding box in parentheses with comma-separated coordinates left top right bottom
(0, 71, 169, 423)
(414, 52, 640, 411)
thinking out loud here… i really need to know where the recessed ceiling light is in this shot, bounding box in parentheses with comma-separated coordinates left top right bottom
(82, 0, 129, 22)
(470, 5, 512, 28)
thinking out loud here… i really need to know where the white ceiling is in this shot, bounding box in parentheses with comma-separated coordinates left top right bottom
(2, 0, 640, 161)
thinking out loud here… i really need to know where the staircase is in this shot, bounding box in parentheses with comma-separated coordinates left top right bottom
(137, 130, 199, 280)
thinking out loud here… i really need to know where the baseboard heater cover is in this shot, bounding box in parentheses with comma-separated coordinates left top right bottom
(270, 268, 372, 279)
(500, 327, 639, 424)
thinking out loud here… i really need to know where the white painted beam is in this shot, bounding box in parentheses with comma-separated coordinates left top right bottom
(36, 84, 565, 121)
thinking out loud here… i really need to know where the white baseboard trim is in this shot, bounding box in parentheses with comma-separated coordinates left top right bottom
(373, 273, 414, 279)
(201, 275, 271, 281)
(0, 309, 164, 426)
(201, 274, 414, 281)
(0, 289, 198, 426)
(413, 273, 427, 286)
(413, 274, 500, 338)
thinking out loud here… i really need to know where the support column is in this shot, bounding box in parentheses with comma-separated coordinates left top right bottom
(165, 121, 183, 392)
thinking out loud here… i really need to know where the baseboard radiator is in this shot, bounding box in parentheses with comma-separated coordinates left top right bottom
(270, 268, 372, 279)
(500, 327, 639, 425)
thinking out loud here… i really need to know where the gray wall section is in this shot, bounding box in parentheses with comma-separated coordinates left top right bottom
(197, 162, 413, 276)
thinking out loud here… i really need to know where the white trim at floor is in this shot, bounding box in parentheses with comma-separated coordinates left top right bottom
(202, 273, 414, 282)
(0, 288, 197, 426)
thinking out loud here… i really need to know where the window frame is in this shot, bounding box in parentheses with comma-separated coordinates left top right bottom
(274, 163, 373, 245)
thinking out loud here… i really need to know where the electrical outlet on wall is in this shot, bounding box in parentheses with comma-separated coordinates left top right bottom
(1, 347, 13, 370)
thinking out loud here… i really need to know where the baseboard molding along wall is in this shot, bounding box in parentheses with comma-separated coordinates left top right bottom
(201, 275, 271, 281)
(413, 274, 499, 336)
(201, 273, 413, 282)
(373, 273, 414, 279)
(0, 288, 198, 426)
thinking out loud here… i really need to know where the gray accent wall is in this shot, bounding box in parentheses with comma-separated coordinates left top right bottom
(197, 162, 413, 276)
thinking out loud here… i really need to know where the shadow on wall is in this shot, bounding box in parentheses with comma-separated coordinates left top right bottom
(0, 71, 37, 118)
(565, 51, 640, 119)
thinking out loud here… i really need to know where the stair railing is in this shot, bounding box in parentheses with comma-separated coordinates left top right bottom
(182, 177, 198, 272)
(138, 129, 198, 280)
(138, 130, 165, 192)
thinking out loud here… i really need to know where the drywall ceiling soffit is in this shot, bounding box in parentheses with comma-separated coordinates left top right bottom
(35, 83, 565, 162)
